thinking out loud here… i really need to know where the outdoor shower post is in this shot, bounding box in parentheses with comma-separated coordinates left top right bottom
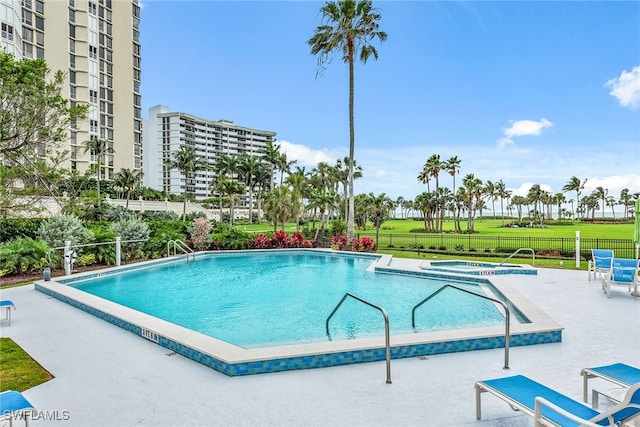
(64, 240, 72, 276)
(116, 236, 122, 267)
(575, 231, 580, 269)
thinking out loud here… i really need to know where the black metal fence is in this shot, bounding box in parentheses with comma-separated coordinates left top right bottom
(356, 233, 637, 259)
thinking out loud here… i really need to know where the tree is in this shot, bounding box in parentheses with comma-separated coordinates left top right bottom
(165, 145, 208, 220)
(260, 139, 281, 191)
(308, 0, 387, 245)
(0, 53, 87, 216)
(592, 186, 607, 218)
(82, 137, 114, 211)
(367, 192, 393, 244)
(218, 178, 245, 225)
(263, 185, 300, 231)
(237, 153, 261, 223)
(562, 176, 587, 219)
(113, 168, 143, 209)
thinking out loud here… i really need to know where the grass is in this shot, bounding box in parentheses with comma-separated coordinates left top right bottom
(239, 218, 635, 239)
(0, 337, 53, 392)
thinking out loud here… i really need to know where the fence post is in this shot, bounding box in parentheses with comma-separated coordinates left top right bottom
(575, 231, 580, 269)
(116, 236, 122, 267)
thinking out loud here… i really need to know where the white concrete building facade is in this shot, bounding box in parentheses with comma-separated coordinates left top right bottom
(143, 105, 276, 202)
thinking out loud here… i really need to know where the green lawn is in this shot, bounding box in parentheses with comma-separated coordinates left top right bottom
(239, 218, 635, 240)
(0, 337, 53, 392)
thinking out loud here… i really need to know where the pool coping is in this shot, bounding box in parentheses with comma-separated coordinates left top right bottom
(34, 249, 563, 376)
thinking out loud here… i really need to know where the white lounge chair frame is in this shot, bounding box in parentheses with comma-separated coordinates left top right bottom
(475, 375, 640, 427)
(588, 249, 613, 281)
(602, 258, 639, 298)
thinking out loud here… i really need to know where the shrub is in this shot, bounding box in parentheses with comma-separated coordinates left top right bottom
(190, 218, 212, 251)
(351, 237, 377, 252)
(0, 218, 44, 243)
(110, 218, 150, 261)
(454, 244, 464, 251)
(36, 214, 93, 255)
(251, 231, 313, 249)
(0, 238, 49, 276)
(75, 253, 97, 267)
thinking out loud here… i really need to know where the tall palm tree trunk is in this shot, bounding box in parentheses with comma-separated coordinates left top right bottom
(347, 38, 356, 244)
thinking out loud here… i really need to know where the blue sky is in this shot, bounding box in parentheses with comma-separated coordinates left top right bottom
(140, 1, 640, 207)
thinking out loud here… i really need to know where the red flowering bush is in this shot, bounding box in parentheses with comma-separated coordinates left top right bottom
(330, 235, 377, 252)
(250, 231, 313, 249)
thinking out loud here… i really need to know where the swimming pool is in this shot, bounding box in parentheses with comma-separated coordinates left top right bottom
(35, 249, 562, 376)
(420, 260, 537, 276)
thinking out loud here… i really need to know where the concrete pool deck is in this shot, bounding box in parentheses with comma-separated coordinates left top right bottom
(1, 264, 639, 426)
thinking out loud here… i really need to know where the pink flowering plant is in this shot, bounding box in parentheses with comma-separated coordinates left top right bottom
(189, 217, 212, 251)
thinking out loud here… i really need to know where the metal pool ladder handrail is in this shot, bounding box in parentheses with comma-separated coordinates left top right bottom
(167, 240, 195, 261)
(499, 248, 535, 266)
(411, 284, 511, 370)
(326, 293, 392, 384)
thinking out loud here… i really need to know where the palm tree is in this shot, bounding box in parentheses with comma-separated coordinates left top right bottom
(218, 178, 245, 225)
(165, 145, 208, 220)
(276, 152, 297, 186)
(308, 0, 386, 245)
(263, 185, 300, 231)
(260, 140, 281, 191)
(592, 186, 607, 218)
(444, 156, 461, 195)
(367, 192, 393, 244)
(526, 184, 545, 226)
(113, 168, 143, 209)
(237, 153, 261, 223)
(562, 176, 587, 219)
(335, 157, 362, 221)
(307, 188, 339, 240)
(495, 179, 511, 225)
(619, 188, 631, 218)
(82, 137, 114, 210)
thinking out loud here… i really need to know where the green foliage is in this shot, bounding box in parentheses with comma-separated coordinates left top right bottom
(0, 218, 44, 243)
(211, 222, 250, 250)
(74, 253, 97, 267)
(329, 219, 347, 236)
(87, 225, 117, 265)
(0, 238, 49, 276)
(36, 214, 93, 250)
(139, 211, 180, 221)
(110, 218, 150, 261)
(104, 205, 135, 222)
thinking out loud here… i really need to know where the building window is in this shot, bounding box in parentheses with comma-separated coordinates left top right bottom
(69, 39, 75, 52)
(35, 0, 43, 14)
(69, 85, 76, 99)
(69, 24, 75, 38)
(22, 42, 33, 58)
(1, 24, 14, 41)
(36, 47, 44, 59)
(89, 45, 97, 59)
(88, 1, 97, 15)
(69, 71, 76, 83)
(35, 31, 44, 46)
(69, 8, 75, 22)
(90, 90, 98, 103)
(69, 54, 75, 68)
(35, 15, 44, 30)
(23, 0, 33, 9)
(22, 10, 32, 25)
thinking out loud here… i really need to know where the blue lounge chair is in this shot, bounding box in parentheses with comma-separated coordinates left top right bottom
(0, 300, 16, 325)
(475, 374, 640, 426)
(0, 390, 35, 426)
(588, 249, 614, 281)
(581, 363, 640, 405)
(602, 258, 639, 298)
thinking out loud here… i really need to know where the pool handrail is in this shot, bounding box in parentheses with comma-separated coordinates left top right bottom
(326, 292, 392, 384)
(167, 239, 195, 261)
(499, 248, 535, 267)
(411, 284, 511, 370)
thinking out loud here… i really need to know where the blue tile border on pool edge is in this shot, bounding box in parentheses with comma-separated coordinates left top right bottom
(35, 283, 562, 377)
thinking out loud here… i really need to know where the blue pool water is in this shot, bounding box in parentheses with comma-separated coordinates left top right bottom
(69, 251, 510, 348)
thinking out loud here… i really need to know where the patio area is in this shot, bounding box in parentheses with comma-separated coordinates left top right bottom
(1, 264, 638, 426)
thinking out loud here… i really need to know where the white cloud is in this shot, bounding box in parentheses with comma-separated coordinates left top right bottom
(278, 140, 340, 168)
(605, 66, 640, 110)
(497, 118, 553, 148)
(510, 182, 553, 197)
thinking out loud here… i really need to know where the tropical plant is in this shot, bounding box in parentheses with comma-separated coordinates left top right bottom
(36, 214, 93, 253)
(562, 176, 587, 219)
(165, 145, 208, 220)
(0, 238, 49, 276)
(113, 168, 143, 209)
(82, 137, 115, 212)
(109, 218, 150, 260)
(308, 0, 386, 244)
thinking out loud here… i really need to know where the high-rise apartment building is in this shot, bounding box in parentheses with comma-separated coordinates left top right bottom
(143, 105, 276, 202)
(1, 0, 142, 178)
